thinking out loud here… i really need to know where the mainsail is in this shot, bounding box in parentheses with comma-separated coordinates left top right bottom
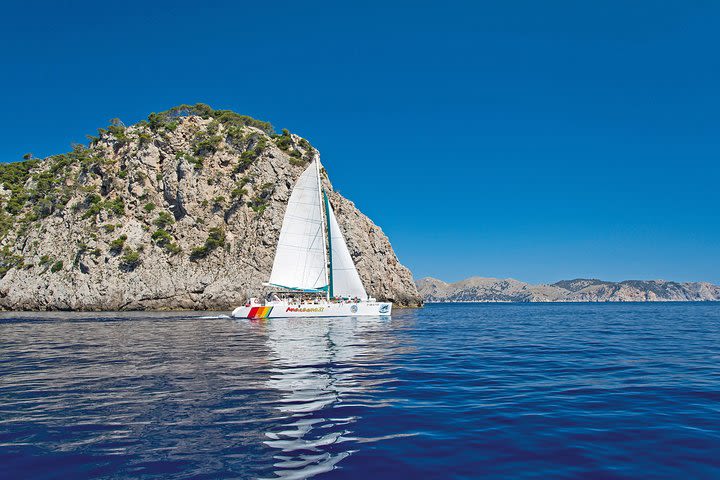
(268, 161, 328, 292)
(268, 159, 367, 300)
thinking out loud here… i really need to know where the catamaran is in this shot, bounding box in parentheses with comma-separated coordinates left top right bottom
(231, 159, 392, 319)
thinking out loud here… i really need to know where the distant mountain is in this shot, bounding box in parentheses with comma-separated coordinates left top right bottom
(416, 277, 720, 303)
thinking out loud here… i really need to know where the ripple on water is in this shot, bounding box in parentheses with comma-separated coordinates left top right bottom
(1, 303, 720, 479)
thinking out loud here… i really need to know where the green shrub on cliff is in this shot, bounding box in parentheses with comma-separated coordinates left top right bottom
(235, 136, 268, 173)
(120, 248, 140, 270)
(273, 130, 313, 165)
(190, 227, 225, 261)
(152, 228, 182, 254)
(274, 129, 292, 151)
(0, 246, 23, 278)
(205, 228, 225, 249)
(194, 136, 222, 156)
(109, 235, 127, 255)
(298, 138, 311, 151)
(1, 151, 90, 221)
(0, 212, 13, 240)
(106, 197, 125, 216)
(225, 125, 246, 146)
(230, 177, 251, 201)
(50, 260, 63, 273)
(153, 211, 174, 229)
(0, 158, 38, 215)
(83, 196, 124, 220)
(82, 194, 103, 218)
(164, 242, 181, 255)
(247, 183, 274, 214)
(147, 112, 169, 131)
(288, 148, 307, 166)
(137, 131, 153, 146)
(231, 186, 247, 200)
(145, 103, 274, 136)
(107, 119, 130, 145)
(176, 151, 203, 169)
(151, 229, 172, 245)
(0, 158, 38, 190)
(236, 151, 254, 173)
(193, 121, 223, 157)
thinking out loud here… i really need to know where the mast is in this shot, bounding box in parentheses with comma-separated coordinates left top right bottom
(323, 189, 334, 299)
(316, 160, 330, 300)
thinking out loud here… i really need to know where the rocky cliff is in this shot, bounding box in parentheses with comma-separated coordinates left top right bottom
(417, 276, 720, 303)
(0, 104, 421, 310)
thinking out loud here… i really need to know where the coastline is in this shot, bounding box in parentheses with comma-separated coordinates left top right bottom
(0, 300, 424, 314)
(423, 299, 720, 304)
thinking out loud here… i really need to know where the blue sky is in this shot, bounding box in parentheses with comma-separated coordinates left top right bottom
(1, 1, 718, 284)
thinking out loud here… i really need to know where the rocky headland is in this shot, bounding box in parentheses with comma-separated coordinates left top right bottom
(417, 277, 720, 303)
(0, 104, 422, 310)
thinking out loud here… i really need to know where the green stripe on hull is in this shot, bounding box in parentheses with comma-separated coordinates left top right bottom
(322, 189, 334, 299)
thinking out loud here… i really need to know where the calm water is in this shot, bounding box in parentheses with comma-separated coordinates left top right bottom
(1, 303, 719, 479)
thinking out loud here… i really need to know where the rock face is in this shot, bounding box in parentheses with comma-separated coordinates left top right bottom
(417, 277, 720, 303)
(0, 104, 421, 310)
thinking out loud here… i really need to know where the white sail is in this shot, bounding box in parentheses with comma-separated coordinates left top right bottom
(327, 204, 368, 300)
(268, 161, 328, 291)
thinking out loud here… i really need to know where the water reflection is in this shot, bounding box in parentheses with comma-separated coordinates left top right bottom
(255, 317, 395, 479)
(0, 312, 410, 479)
(0, 313, 279, 479)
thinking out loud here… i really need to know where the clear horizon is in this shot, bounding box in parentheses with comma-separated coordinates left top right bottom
(1, 1, 718, 285)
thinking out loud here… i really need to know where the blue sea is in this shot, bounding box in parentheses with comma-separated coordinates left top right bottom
(1, 303, 719, 479)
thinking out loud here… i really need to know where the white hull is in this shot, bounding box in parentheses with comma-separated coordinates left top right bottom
(231, 301, 392, 319)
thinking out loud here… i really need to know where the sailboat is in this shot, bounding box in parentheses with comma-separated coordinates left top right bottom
(231, 159, 392, 319)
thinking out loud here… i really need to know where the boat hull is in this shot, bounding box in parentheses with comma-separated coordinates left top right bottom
(231, 301, 392, 319)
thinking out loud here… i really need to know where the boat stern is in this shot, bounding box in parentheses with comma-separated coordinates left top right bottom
(231, 305, 275, 319)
